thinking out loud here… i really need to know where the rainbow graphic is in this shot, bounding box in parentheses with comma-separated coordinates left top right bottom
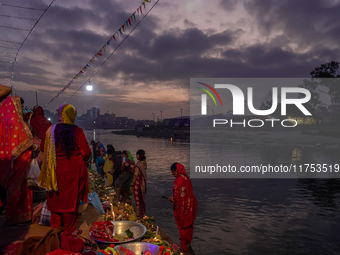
(196, 82, 222, 115)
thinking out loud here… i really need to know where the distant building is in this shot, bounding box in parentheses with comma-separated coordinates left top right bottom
(97, 113, 116, 123)
(115, 117, 129, 129)
(86, 107, 100, 119)
(135, 119, 155, 127)
(164, 117, 190, 127)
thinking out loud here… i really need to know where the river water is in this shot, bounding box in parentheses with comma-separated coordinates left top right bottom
(84, 129, 340, 255)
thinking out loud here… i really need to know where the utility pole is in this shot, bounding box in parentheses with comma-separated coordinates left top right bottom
(160, 111, 163, 122)
(35, 91, 38, 105)
(180, 108, 183, 118)
(152, 113, 155, 122)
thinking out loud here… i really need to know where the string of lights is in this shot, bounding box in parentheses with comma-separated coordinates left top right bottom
(0, 39, 22, 44)
(1, 54, 17, 56)
(0, 3, 46, 11)
(64, 0, 160, 103)
(0, 0, 56, 91)
(0, 25, 30, 31)
(0, 45, 18, 49)
(0, 14, 37, 21)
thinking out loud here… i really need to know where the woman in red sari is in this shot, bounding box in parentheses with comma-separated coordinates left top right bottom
(0, 84, 12, 214)
(129, 149, 147, 217)
(24, 105, 52, 167)
(0, 96, 38, 226)
(169, 163, 197, 254)
(24, 105, 52, 141)
(39, 104, 91, 233)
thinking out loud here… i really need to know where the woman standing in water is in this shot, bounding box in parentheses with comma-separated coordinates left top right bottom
(129, 149, 147, 217)
(39, 104, 91, 233)
(169, 163, 197, 255)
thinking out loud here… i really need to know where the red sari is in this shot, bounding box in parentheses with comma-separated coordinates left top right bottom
(24, 106, 52, 141)
(40, 125, 91, 232)
(24, 106, 52, 168)
(0, 96, 34, 225)
(133, 160, 147, 217)
(172, 163, 197, 251)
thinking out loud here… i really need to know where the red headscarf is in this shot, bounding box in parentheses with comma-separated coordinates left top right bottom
(0, 96, 33, 188)
(172, 163, 197, 228)
(25, 106, 52, 141)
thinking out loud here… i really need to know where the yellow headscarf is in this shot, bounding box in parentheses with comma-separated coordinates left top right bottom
(58, 104, 76, 124)
(38, 104, 76, 191)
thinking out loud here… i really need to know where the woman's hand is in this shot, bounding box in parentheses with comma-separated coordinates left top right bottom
(168, 196, 174, 203)
(30, 144, 40, 158)
(124, 162, 129, 166)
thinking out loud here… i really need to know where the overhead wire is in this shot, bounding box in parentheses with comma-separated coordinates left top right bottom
(0, 25, 30, 31)
(0, 39, 21, 44)
(0, 3, 46, 11)
(66, 0, 160, 102)
(0, 14, 37, 21)
(0, 0, 56, 88)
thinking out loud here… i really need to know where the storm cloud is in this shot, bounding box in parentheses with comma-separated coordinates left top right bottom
(0, 0, 339, 119)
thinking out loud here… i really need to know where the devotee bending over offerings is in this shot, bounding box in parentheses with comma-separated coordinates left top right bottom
(39, 104, 91, 233)
(129, 149, 147, 217)
(169, 163, 197, 254)
(0, 95, 39, 226)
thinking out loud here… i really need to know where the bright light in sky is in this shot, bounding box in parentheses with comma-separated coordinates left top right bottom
(86, 85, 93, 91)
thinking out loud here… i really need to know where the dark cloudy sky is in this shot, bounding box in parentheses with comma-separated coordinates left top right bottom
(0, 0, 339, 119)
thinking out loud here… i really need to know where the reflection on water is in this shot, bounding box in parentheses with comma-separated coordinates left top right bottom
(85, 129, 340, 254)
(292, 148, 303, 162)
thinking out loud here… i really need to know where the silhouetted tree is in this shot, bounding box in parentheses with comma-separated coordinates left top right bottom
(260, 62, 340, 116)
(300, 61, 340, 107)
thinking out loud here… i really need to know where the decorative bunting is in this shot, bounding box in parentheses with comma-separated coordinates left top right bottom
(44, 0, 152, 107)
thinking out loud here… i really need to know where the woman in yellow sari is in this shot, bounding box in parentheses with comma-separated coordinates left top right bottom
(103, 148, 115, 186)
(39, 104, 91, 233)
